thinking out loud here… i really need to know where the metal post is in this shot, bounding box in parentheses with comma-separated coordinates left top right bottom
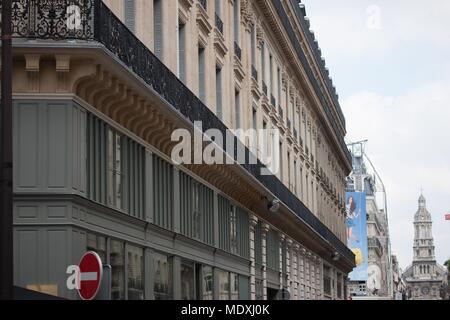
(0, 0, 13, 300)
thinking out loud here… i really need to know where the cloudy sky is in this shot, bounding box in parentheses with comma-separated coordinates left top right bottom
(301, 0, 450, 269)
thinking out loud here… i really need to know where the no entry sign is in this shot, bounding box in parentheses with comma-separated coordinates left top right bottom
(78, 251, 103, 300)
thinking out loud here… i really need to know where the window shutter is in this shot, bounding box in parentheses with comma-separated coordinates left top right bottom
(124, 0, 136, 33)
(178, 24, 186, 83)
(154, 0, 163, 59)
(216, 68, 222, 120)
(198, 48, 206, 103)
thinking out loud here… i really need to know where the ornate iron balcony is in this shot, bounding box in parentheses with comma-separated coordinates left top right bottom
(215, 13, 223, 34)
(278, 105, 284, 120)
(234, 42, 242, 60)
(4, 0, 354, 265)
(199, 0, 207, 11)
(251, 65, 258, 81)
(262, 81, 268, 96)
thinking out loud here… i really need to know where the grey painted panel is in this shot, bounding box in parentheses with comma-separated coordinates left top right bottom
(15, 229, 39, 288)
(47, 230, 69, 297)
(46, 103, 68, 189)
(47, 205, 68, 219)
(17, 205, 39, 220)
(15, 102, 39, 189)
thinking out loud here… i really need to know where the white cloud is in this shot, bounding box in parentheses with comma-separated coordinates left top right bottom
(302, 0, 450, 59)
(342, 82, 450, 268)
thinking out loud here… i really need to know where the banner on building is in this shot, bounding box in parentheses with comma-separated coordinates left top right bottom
(346, 192, 368, 281)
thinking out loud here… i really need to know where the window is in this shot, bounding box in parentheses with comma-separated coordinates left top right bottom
(200, 266, 214, 300)
(233, 1, 240, 44)
(153, 154, 174, 230)
(230, 205, 238, 255)
(178, 23, 186, 83)
(269, 54, 273, 96)
(261, 42, 266, 82)
(323, 266, 331, 296)
(279, 142, 283, 181)
(215, 0, 221, 16)
(235, 90, 241, 129)
(287, 151, 291, 188)
(293, 160, 297, 194)
(181, 261, 195, 300)
(267, 230, 280, 271)
(218, 270, 230, 300)
(251, 25, 256, 67)
(216, 67, 223, 120)
(124, 0, 136, 32)
(110, 240, 125, 300)
(180, 173, 214, 244)
(108, 129, 123, 209)
(199, 46, 206, 103)
(153, 252, 173, 300)
(218, 196, 249, 258)
(127, 245, 144, 300)
(87, 114, 144, 218)
(154, 0, 163, 59)
(230, 273, 239, 300)
(277, 67, 281, 105)
(86, 233, 107, 262)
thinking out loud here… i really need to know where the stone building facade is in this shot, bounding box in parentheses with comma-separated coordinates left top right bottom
(6, 0, 353, 299)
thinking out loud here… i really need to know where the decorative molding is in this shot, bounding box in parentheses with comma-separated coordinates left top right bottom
(25, 54, 41, 93)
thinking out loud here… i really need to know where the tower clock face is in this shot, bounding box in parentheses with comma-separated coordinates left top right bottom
(421, 286, 430, 295)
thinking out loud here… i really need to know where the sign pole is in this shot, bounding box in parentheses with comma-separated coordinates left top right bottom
(0, 0, 14, 301)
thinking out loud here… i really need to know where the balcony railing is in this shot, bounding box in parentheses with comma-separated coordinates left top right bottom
(262, 81, 268, 96)
(215, 13, 223, 34)
(234, 42, 242, 61)
(199, 0, 207, 11)
(3, 0, 354, 265)
(251, 65, 258, 81)
(270, 95, 276, 107)
(278, 105, 284, 120)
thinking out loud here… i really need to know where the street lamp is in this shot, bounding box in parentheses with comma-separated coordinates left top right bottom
(0, 0, 13, 300)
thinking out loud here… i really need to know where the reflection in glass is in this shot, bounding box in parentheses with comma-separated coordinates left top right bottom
(110, 240, 125, 300)
(218, 270, 230, 300)
(153, 253, 172, 300)
(127, 245, 144, 300)
(181, 261, 195, 300)
(86, 233, 106, 263)
(201, 266, 213, 300)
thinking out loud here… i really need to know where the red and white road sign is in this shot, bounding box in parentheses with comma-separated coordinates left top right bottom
(78, 251, 103, 300)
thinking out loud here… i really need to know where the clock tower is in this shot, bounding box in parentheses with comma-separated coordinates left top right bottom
(402, 194, 447, 300)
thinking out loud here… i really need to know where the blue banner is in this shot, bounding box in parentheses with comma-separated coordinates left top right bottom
(346, 192, 368, 281)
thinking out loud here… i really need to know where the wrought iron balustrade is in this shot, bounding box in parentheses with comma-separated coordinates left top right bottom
(3, 0, 355, 265)
(215, 13, 223, 34)
(234, 41, 242, 60)
(270, 95, 276, 107)
(199, 0, 207, 11)
(251, 65, 258, 81)
(262, 81, 268, 96)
